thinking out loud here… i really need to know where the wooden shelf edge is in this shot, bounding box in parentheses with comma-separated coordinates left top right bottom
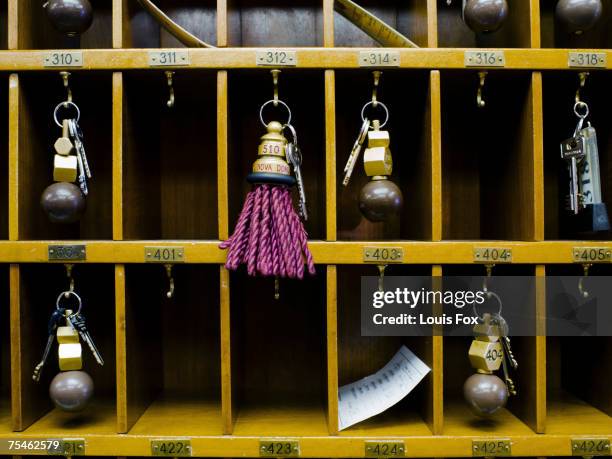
(0, 48, 610, 70)
(0, 240, 611, 264)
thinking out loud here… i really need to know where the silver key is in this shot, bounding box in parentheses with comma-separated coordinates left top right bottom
(69, 119, 92, 179)
(561, 134, 586, 214)
(33, 308, 66, 381)
(493, 313, 517, 395)
(68, 312, 104, 366)
(284, 124, 308, 221)
(343, 118, 370, 186)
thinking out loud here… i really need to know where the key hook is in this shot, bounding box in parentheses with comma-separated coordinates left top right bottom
(377, 264, 387, 292)
(165, 264, 175, 299)
(271, 69, 281, 107)
(372, 71, 382, 107)
(60, 71, 73, 108)
(575, 72, 589, 104)
(64, 264, 75, 298)
(165, 71, 175, 108)
(477, 71, 487, 108)
(578, 263, 592, 298)
(274, 277, 280, 300)
(482, 263, 494, 294)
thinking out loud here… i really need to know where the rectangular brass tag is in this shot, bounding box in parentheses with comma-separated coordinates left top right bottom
(49, 439, 85, 456)
(48, 245, 86, 261)
(472, 439, 511, 456)
(473, 247, 512, 263)
(365, 441, 405, 458)
(572, 247, 612, 263)
(256, 50, 297, 67)
(569, 52, 607, 68)
(43, 51, 83, 67)
(572, 438, 610, 456)
(148, 50, 190, 66)
(145, 246, 185, 263)
(359, 51, 400, 67)
(465, 51, 505, 67)
(151, 439, 192, 457)
(259, 440, 300, 457)
(363, 247, 404, 263)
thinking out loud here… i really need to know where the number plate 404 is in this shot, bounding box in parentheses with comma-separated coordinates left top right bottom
(151, 439, 192, 457)
(259, 440, 300, 457)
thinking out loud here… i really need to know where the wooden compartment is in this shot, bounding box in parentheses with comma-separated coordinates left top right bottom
(229, 270, 327, 436)
(441, 265, 539, 435)
(227, 70, 326, 241)
(333, 1, 430, 47)
(540, 0, 612, 49)
(14, 264, 116, 433)
(336, 70, 432, 241)
(122, 71, 218, 240)
(545, 264, 612, 434)
(441, 71, 537, 241)
(12, 0, 112, 49)
(0, 75, 7, 240)
(0, 266, 9, 434)
(16, 73, 113, 240)
(124, 265, 222, 435)
(122, 0, 217, 48)
(543, 72, 612, 240)
(226, 0, 323, 47)
(436, 0, 533, 48)
(336, 265, 435, 435)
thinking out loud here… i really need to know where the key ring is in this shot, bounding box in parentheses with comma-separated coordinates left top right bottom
(473, 290, 502, 319)
(361, 101, 389, 128)
(56, 290, 82, 315)
(54, 101, 81, 127)
(574, 100, 589, 119)
(260, 99, 291, 128)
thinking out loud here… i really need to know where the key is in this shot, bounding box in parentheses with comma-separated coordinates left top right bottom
(69, 119, 92, 179)
(492, 313, 518, 395)
(284, 124, 308, 221)
(343, 118, 370, 186)
(33, 308, 66, 382)
(68, 312, 104, 366)
(561, 134, 586, 214)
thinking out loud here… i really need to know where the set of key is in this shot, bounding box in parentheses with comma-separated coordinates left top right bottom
(32, 304, 103, 382)
(284, 124, 308, 221)
(490, 312, 518, 396)
(343, 118, 370, 186)
(54, 116, 91, 195)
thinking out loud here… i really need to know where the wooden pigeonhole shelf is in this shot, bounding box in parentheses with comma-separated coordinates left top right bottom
(0, 0, 609, 457)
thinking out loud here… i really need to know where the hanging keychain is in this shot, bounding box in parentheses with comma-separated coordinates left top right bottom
(560, 73, 609, 234)
(220, 70, 315, 282)
(44, 0, 94, 36)
(32, 266, 103, 412)
(343, 71, 403, 223)
(41, 72, 92, 224)
(463, 273, 518, 417)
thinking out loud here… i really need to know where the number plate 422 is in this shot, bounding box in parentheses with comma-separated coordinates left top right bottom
(151, 439, 192, 457)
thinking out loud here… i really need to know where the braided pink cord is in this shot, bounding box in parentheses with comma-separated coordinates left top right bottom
(221, 191, 255, 270)
(272, 187, 297, 278)
(246, 186, 263, 276)
(284, 190, 304, 279)
(290, 200, 316, 275)
(257, 185, 273, 276)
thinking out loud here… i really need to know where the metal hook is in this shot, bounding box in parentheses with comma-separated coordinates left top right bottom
(377, 265, 387, 292)
(575, 72, 589, 104)
(372, 71, 382, 108)
(60, 71, 72, 108)
(64, 264, 75, 298)
(477, 71, 487, 108)
(165, 264, 175, 299)
(274, 277, 280, 300)
(165, 71, 175, 108)
(578, 263, 591, 298)
(482, 263, 494, 294)
(271, 69, 281, 107)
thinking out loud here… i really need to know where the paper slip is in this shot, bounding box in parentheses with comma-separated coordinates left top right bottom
(338, 345, 431, 431)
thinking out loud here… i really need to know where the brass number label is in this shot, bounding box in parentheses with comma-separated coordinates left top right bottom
(48, 245, 86, 261)
(365, 441, 405, 458)
(465, 51, 505, 67)
(569, 52, 607, 68)
(363, 247, 404, 263)
(259, 440, 300, 457)
(572, 438, 611, 456)
(472, 439, 511, 457)
(49, 439, 85, 456)
(145, 246, 185, 263)
(256, 50, 297, 67)
(573, 247, 612, 263)
(151, 439, 192, 457)
(43, 51, 83, 67)
(359, 51, 400, 68)
(473, 248, 512, 263)
(148, 50, 190, 66)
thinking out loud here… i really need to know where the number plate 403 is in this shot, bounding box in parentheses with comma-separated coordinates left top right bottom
(151, 439, 192, 457)
(259, 440, 300, 457)
(363, 247, 404, 263)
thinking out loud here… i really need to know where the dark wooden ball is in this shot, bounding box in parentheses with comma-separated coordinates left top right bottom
(49, 371, 94, 412)
(556, 0, 602, 33)
(45, 0, 94, 36)
(358, 179, 403, 223)
(463, 373, 508, 416)
(464, 0, 509, 33)
(41, 182, 86, 224)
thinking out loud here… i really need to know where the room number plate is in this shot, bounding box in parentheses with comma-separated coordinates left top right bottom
(359, 51, 400, 67)
(151, 439, 192, 457)
(365, 441, 405, 457)
(568, 52, 607, 68)
(259, 440, 300, 457)
(148, 50, 190, 66)
(145, 246, 185, 263)
(256, 50, 297, 67)
(50, 439, 86, 456)
(473, 247, 513, 263)
(572, 438, 610, 456)
(48, 245, 86, 261)
(465, 51, 505, 67)
(43, 51, 83, 67)
(363, 247, 404, 263)
(472, 439, 511, 456)
(572, 247, 612, 263)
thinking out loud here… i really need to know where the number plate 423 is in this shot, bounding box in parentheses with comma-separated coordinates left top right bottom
(259, 440, 300, 457)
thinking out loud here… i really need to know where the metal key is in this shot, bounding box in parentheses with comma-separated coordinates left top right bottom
(343, 118, 370, 186)
(68, 312, 104, 366)
(493, 313, 518, 395)
(284, 124, 308, 221)
(561, 134, 586, 214)
(67, 119, 89, 195)
(69, 119, 91, 179)
(33, 308, 66, 382)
